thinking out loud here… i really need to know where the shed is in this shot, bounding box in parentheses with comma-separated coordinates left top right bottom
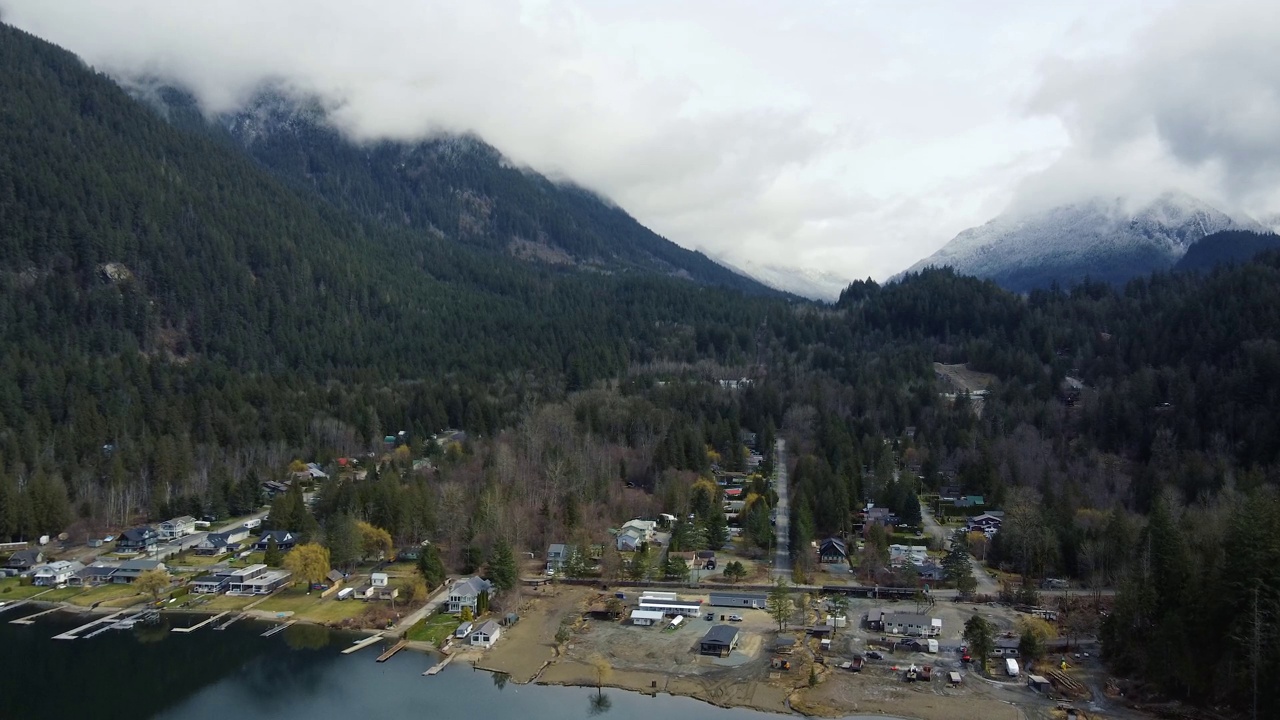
(629, 609, 664, 626)
(1028, 675, 1052, 693)
(948, 671, 963, 685)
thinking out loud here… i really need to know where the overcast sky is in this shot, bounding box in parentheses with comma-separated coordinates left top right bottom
(4, 0, 1277, 296)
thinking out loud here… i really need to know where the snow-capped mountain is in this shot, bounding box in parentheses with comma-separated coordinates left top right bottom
(713, 256, 849, 301)
(899, 192, 1264, 291)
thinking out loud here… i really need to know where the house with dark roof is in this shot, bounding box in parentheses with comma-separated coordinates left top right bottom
(70, 563, 118, 587)
(112, 559, 166, 584)
(818, 537, 848, 564)
(699, 625, 741, 657)
(253, 530, 298, 552)
(116, 527, 159, 554)
(709, 592, 767, 609)
(6, 549, 44, 570)
(447, 576, 493, 614)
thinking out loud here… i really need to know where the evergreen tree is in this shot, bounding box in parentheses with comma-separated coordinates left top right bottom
(488, 538, 517, 593)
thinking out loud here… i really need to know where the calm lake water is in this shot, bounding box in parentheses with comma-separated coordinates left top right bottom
(0, 610, 897, 720)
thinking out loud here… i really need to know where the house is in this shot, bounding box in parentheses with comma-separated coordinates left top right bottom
(616, 528, 646, 552)
(159, 516, 197, 540)
(699, 625, 741, 657)
(112, 559, 166, 584)
(221, 564, 267, 592)
(470, 620, 501, 648)
(968, 512, 1004, 530)
(6, 549, 44, 570)
(116, 527, 159, 554)
(918, 561, 945, 582)
(818, 538, 848, 564)
(303, 462, 327, 480)
(865, 608, 884, 631)
(235, 570, 292, 594)
(954, 495, 986, 509)
(545, 543, 575, 572)
(883, 612, 940, 637)
(447, 576, 493, 614)
(619, 519, 658, 542)
(454, 621, 474, 639)
(71, 563, 118, 587)
(357, 572, 398, 601)
(194, 527, 250, 556)
(253, 530, 298, 552)
(190, 573, 231, 594)
(33, 561, 80, 586)
(709, 592, 768, 609)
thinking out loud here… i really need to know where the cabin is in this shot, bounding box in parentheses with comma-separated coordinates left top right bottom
(818, 538, 848, 564)
(470, 620, 501, 648)
(699, 625, 741, 657)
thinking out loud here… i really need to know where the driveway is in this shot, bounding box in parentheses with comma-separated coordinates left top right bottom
(772, 438, 791, 579)
(921, 506, 999, 596)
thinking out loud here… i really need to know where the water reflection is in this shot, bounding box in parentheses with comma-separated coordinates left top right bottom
(588, 691, 612, 716)
(492, 671, 510, 690)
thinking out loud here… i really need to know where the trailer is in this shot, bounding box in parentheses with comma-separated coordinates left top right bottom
(336, 587, 354, 601)
(1005, 658, 1020, 677)
(926, 639, 939, 653)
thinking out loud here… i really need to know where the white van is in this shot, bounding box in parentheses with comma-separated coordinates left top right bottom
(1005, 658, 1019, 677)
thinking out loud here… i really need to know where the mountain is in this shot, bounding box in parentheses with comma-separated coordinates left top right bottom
(710, 255, 848, 301)
(898, 192, 1263, 292)
(131, 84, 778, 296)
(1173, 229, 1280, 272)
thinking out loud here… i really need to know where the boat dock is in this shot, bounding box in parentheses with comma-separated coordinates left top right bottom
(376, 638, 409, 662)
(172, 611, 228, 633)
(9, 606, 61, 625)
(423, 654, 455, 676)
(85, 609, 159, 638)
(342, 632, 385, 654)
(52, 608, 131, 640)
(214, 612, 247, 630)
(0, 600, 31, 616)
(260, 620, 295, 637)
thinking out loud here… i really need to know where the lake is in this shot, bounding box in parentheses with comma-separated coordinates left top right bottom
(0, 610, 896, 720)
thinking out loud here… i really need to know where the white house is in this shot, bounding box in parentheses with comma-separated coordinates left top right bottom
(616, 528, 645, 552)
(620, 519, 657, 541)
(629, 609, 665, 626)
(33, 560, 80, 586)
(447, 576, 493, 614)
(883, 612, 941, 637)
(159, 516, 197, 540)
(470, 620, 501, 648)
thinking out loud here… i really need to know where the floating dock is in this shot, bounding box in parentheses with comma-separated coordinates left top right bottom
(423, 654, 455, 676)
(260, 620, 296, 637)
(376, 638, 409, 662)
(0, 600, 31, 616)
(342, 632, 385, 654)
(9, 606, 61, 625)
(172, 611, 228, 633)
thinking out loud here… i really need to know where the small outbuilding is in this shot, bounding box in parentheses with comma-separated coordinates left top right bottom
(629, 609, 665, 626)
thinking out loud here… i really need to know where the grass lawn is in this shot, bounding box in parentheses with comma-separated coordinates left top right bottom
(0, 578, 50, 601)
(38, 586, 87, 602)
(64, 583, 142, 607)
(406, 612, 460, 645)
(380, 562, 417, 576)
(174, 553, 226, 567)
(255, 587, 366, 624)
(228, 552, 266, 567)
(197, 594, 256, 612)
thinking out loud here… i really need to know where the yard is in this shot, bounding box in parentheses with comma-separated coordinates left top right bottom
(37, 586, 87, 602)
(406, 612, 460, 645)
(195, 593, 256, 612)
(68, 583, 144, 607)
(254, 587, 368, 624)
(0, 578, 51, 601)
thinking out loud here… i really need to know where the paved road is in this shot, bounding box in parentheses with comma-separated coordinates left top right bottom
(921, 505, 1000, 596)
(772, 438, 791, 579)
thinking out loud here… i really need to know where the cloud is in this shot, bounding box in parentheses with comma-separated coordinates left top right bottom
(1, 1, 1171, 290)
(1016, 0, 1280, 216)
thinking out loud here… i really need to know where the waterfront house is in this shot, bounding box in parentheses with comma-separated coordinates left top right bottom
(195, 527, 250, 556)
(116, 527, 159, 554)
(699, 625, 740, 657)
(446, 576, 493, 614)
(33, 561, 80, 586)
(112, 559, 166, 583)
(470, 620, 501, 648)
(253, 530, 298, 552)
(6, 549, 43, 570)
(159, 516, 197, 540)
(71, 563, 118, 587)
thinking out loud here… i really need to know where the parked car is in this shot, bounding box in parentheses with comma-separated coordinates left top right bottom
(727, 614, 744, 622)
(866, 651, 883, 660)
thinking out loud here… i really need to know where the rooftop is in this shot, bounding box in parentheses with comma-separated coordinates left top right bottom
(702, 624, 740, 646)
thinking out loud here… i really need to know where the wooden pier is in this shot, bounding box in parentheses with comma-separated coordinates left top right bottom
(52, 608, 131, 640)
(214, 612, 247, 630)
(376, 638, 409, 662)
(423, 654, 455, 676)
(342, 632, 384, 654)
(260, 620, 296, 637)
(172, 611, 228, 633)
(0, 599, 31, 616)
(9, 606, 60, 625)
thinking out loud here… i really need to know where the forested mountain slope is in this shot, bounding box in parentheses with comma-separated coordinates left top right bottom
(0, 22, 781, 528)
(1173, 228, 1280, 272)
(135, 85, 776, 296)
